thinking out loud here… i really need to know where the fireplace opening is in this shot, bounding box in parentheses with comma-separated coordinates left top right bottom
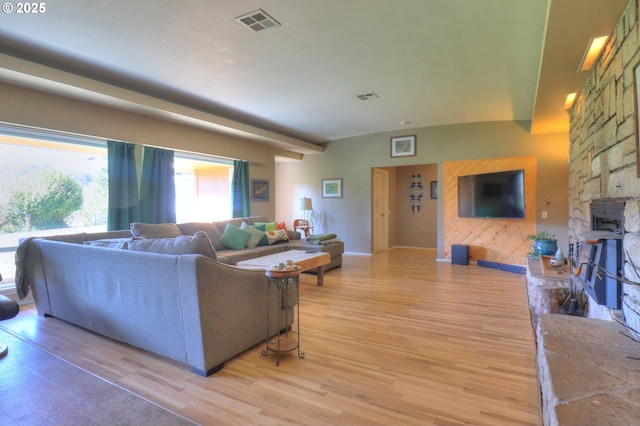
(571, 201, 625, 310)
(591, 200, 625, 234)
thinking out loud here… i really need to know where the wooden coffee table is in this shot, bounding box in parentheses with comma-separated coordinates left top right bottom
(236, 250, 331, 285)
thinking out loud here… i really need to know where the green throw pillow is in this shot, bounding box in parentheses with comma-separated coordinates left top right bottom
(255, 221, 278, 232)
(251, 223, 269, 246)
(240, 222, 266, 248)
(219, 223, 251, 250)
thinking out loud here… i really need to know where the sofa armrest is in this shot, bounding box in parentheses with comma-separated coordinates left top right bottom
(177, 256, 290, 375)
(288, 230, 302, 240)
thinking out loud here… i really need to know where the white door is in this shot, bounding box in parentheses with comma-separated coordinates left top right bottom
(372, 168, 389, 253)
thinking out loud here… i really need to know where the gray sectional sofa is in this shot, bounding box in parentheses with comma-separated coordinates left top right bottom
(14, 216, 343, 376)
(170, 216, 344, 272)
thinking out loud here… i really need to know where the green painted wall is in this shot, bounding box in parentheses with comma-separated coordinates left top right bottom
(276, 121, 569, 256)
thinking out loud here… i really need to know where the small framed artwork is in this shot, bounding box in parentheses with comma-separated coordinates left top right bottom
(390, 135, 417, 158)
(322, 178, 343, 198)
(251, 179, 269, 201)
(430, 181, 438, 199)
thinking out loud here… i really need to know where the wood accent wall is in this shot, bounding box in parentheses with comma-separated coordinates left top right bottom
(443, 156, 537, 265)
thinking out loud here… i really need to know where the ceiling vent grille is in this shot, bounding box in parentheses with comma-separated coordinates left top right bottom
(235, 9, 281, 32)
(357, 92, 379, 100)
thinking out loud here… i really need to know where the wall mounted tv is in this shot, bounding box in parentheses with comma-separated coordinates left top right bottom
(457, 169, 525, 219)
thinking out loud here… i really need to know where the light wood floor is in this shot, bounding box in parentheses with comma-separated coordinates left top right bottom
(2, 248, 542, 425)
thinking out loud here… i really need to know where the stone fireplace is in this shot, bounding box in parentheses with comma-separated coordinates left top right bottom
(621, 200, 640, 339)
(535, 2, 640, 423)
(565, 0, 640, 336)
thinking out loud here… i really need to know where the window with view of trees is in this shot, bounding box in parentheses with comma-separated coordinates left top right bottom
(0, 130, 232, 293)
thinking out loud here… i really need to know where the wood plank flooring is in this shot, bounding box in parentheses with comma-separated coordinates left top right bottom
(1, 248, 542, 425)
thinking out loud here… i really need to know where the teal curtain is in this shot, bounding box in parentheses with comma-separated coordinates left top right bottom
(107, 141, 140, 230)
(139, 146, 176, 223)
(232, 160, 250, 218)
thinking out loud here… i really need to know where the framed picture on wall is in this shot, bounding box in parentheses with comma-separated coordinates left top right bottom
(322, 178, 343, 198)
(390, 135, 417, 158)
(251, 179, 269, 201)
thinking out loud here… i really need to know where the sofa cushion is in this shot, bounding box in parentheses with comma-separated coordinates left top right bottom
(240, 222, 266, 248)
(287, 238, 345, 258)
(216, 248, 262, 265)
(177, 222, 224, 250)
(128, 231, 217, 260)
(265, 229, 289, 245)
(83, 238, 134, 250)
(219, 223, 251, 250)
(213, 218, 244, 234)
(130, 222, 183, 239)
(84, 230, 133, 240)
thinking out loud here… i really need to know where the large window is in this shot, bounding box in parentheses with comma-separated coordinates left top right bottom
(0, 127, 232, 294)
(0, 134, 108, 292)
(174, 156, 233, 222)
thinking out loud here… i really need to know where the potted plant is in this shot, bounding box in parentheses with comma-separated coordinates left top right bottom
(527, 231, 558, 256)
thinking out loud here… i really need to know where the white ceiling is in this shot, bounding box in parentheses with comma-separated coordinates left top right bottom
(0, 0, 629, 154)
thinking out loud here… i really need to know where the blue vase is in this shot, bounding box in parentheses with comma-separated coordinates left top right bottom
(534, 240, 558, 256)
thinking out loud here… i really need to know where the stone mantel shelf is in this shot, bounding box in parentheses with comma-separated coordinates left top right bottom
(581, 231, 623, 241)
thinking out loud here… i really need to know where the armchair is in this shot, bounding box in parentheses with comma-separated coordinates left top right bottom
(293, 219, 314, 237)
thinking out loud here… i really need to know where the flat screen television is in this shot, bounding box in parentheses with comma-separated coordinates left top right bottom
(457, 169, 525, 219)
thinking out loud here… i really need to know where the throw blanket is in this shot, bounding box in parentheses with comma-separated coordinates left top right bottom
(306, 233, 337, 245)
(14, 238, 34, 299)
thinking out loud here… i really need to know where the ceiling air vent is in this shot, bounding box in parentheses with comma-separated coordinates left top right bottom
(357, 92, 379, 100)
(235, 9, 281, 32)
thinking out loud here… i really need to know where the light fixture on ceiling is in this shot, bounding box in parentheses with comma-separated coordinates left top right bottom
(564, 93, 577, 110)
(577, 35, 609, 72)
(235, 9, 281, 32)
(357, 92, 379, 100)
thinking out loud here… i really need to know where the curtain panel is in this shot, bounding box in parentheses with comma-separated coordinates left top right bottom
(107, 141, 140, 230)
(140, 146, 176, 224)
(232, 160, 250, 218)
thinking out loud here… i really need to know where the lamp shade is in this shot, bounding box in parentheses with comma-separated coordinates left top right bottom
(298, 197, 313, 211)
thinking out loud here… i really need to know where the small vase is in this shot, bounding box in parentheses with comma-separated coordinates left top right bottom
(534, 239, 558, 256)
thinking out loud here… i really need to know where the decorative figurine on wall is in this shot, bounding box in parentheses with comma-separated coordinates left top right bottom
(409, 173, 424, 213)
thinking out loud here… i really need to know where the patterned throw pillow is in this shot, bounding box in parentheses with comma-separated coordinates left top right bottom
(265, 229, 289, 245)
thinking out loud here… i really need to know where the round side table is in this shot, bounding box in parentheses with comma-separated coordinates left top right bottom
(262, 269, 304, 366)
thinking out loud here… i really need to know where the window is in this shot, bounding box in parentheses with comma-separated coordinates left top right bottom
(174, 156, 233, 222)
(0, 126, 233, 295)
(0, 132, 108, 293)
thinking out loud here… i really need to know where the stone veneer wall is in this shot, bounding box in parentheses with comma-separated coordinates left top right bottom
(568, 0, 640, 334)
